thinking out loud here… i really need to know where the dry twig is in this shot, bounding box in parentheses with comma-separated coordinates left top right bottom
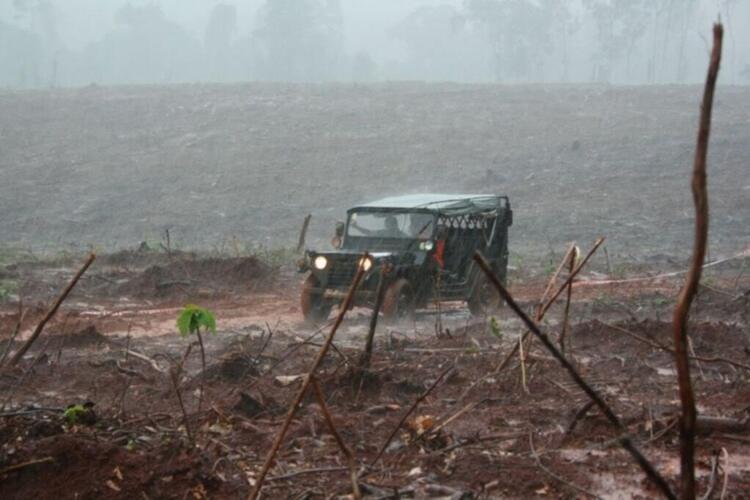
(7, 253, 95, 367)
(170, 342, 195, 444)
(598, 322, 750, 372)
(371, 364, 454, 465)
(310, 376, 361, 499)
(528, 432, 599, 498)
(0, 456, 55, 475)
(0, 300, 25, 369)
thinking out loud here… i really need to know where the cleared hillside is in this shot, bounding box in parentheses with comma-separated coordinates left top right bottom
(0, 83, 748, 259)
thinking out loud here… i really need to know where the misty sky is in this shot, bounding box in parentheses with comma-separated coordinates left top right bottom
(2, 0, 460, 60)
(1, 0, 748, 87)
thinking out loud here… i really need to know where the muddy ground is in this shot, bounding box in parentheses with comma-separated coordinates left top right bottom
(0, 247, 748, 499)
(0, 83, 748, 258)
(1, 82, 749, 498)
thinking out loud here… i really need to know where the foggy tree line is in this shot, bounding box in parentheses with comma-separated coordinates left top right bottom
(1, 0, 748, 88)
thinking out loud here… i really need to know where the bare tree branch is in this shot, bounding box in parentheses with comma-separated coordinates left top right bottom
(673, 22, 722, 500)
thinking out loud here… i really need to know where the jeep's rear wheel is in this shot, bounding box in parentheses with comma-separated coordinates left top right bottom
(382, 278, 415, 322)
(468, 274, 502, 316)
(301, 274, 332, 323)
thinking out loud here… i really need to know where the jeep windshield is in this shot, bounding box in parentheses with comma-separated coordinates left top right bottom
(346, 211, 434, 240)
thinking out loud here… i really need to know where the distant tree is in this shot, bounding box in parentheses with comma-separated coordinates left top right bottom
(582, 0, 650, 82)
(9, 0, 60, 86)
(0, 18, 43, 87)
(204, 3, 238, 81)
(350, 51, 377, 81)
(538, 0, 579, 81)
(465, 0, 555, 82)
(253, 0, 344, 81)
(205, 3, 237, 52)
(81, 3, 202, 85)
(390, 4, 489, 82)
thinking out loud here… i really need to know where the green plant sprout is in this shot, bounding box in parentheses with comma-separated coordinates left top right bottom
(177, 304, 217, 411)
(63, 404, 87, 424)
(488, 316, 502, 340)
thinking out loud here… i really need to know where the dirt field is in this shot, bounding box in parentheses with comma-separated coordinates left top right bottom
(0, 82, 749, 498)
(0, 247, 748, 499)
(0, 83, 748, 259)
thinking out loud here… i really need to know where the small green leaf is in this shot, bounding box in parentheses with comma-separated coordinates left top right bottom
(202, 311, 217, 335)
(177, 310, 193, 336)
(488, 316, 502, 339)
(176, 304, 217, 337)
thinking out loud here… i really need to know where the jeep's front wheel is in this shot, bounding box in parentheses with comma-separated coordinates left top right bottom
(382, 278, 415, 322)
(468, 274, 502, 316)
(301, 275, 332, 323)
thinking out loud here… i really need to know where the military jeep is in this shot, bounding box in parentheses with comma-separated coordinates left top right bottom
(298, 194, 512, 322)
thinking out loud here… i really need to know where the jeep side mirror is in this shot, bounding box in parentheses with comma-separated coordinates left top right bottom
(506, 209, 513, 227)
(335, 221, 345, 237)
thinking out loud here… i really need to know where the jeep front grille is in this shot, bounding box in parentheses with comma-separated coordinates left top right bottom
(327, 261, 359, 287)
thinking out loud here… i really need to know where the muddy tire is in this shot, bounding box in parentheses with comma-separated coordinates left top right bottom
(468, 274, 502, 316)
(382, 278, 416, 323)
(301, 274, 332, 323)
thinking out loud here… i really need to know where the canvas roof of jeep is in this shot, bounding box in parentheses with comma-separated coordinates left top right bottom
(352, 194, 507, 216)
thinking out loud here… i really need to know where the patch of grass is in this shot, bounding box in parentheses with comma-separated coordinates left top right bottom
(0, 279, 18, 301)
(0, 245, 36, 266)
(250, 245, 298, 269)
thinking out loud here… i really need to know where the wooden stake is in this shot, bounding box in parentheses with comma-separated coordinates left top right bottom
(673, 22, 723, 500)
(559, 247, 578, 355)
(358, 266, 388, 372)
(296, 214, 312, 253)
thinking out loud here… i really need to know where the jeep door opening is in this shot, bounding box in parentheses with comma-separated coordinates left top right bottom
(298, 194, 512, 322)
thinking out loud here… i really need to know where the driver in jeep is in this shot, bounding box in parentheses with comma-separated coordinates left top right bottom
(351, 215, 407, 238)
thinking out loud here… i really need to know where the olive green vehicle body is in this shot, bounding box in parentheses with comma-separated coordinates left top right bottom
(298, 194, 513, 321)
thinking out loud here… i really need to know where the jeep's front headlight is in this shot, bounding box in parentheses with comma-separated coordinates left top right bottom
(359, 256, 373, 272)
(419, 241, 435, 251)
(313, 255, 328, 270)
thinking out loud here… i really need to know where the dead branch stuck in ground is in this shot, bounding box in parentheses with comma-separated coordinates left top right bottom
(6, 253, 96, 369)
(559, 246, 578, 355)
(0, 300, 25, 369)
(296, 214, 312, 254)
(673, 22, 722, 500)
(371, 364, 454, 466)
(248, 255, 368, 500)
(309, 376, 362, 499)
(474, 251, 676, 499)
(497, 237, 604, 376)
(358, 266, 388, 373)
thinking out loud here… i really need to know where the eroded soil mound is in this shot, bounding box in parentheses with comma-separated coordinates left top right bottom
(116, 256, 272, 299)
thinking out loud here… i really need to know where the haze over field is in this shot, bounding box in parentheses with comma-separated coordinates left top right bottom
(1, 83, 748, 259)
(1, 0, 749, 88)
(1, 2, 749, 258)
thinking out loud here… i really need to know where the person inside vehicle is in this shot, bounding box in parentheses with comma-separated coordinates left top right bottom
(379, 215, 407, 238)
(433, 226, 447, 269)
(351, 214, 407, 238)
